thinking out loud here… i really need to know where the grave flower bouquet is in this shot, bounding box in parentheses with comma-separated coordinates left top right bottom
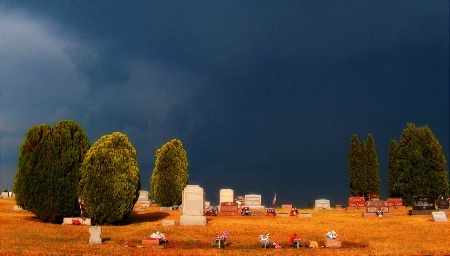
(212, 231, 229, 248)
(326, 230, 338, 239)
(150, 231, 167, 242)
(259, 233, 271, 248)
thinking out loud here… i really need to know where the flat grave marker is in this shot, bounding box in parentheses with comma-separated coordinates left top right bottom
(432, 211, 448, 222)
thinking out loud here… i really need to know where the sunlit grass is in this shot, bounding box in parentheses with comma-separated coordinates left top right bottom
(1, 198, 449, 255)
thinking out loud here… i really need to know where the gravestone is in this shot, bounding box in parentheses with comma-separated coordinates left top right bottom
(1, 192, 8, 198)
(325, 238, 342, 248)
(179, 185, 207, 226)
(244, 194, 265, 210)
(436, 196, 449, 211)
(162, 220, 175, 226)
(431, 211, 448, 222)
(218, 202, 239, 216)
(410, 195, 436, 215)
(89, 225, 102, 244)
(387, 197, 405, 208)
(136, 190, 151, 207)
(347, 196, 365, 210)
(13, 205, 24, 211)
(363, 200, 391, 217)
(314, 199, 331, 209)
(219, 189, 234, 204)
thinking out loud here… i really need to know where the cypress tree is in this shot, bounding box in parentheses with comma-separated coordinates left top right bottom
(387, 140, 401, 197)
(14, 120, 90, 223)
(150, 139, 188, 207)
(348, 134, 365, 197)
(79, 132, 140, 224)
(366, 134, 380, 197)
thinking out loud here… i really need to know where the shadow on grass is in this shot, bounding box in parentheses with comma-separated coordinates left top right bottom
(121, 211, 170, 225)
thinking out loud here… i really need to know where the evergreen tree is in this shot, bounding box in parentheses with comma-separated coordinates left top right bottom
(389, 123, 448, 206)
(150, 139, 188, 207)
(387, 140, 401, 197)
(79, 132, 140, 224)
(348, 133, 381, 200)
(366, 134, 380, 197)
(14, 120, 90, 223)
(348, 134, 365, 197)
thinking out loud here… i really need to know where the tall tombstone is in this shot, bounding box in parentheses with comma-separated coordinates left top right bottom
(136, 190, 151, 207)
(219, 189, 234, 204)
(179, 185, 207, 226)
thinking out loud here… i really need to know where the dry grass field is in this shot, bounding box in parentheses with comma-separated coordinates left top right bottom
(1, 198, 449, 256)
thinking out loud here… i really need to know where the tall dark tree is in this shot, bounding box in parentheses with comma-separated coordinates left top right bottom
(365, 134, 380, 197)
(150, 139, 188, 207)
(348, 133, 381, 200)
(14, 120, 90, 223)
(348, 134, 366, 197)
(387, 140, 401, 197)
(388, 123, 448, 206)
(79, 132, 140, 224)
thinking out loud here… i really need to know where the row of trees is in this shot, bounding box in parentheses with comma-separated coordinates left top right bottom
(348, 123, 448, 205)
(14, 120, 188, 223)
(348, 133, 380, 200)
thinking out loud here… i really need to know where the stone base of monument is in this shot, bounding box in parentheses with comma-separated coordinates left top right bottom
(324, 238, 342, 248)
(362, 212, 392, 217)
(346, 206, 366, 210)
(63, 217, 91, 225)
(217, 211, 239, 216)
(142, 238, 160, 245)
(179, 215, 207, 226)
(275, 211, 289, 217)
(409, 210, 435, 215)
(137, 201, 151, 207)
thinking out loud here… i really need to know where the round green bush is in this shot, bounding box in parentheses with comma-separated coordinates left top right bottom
(79, 132, 140, 224)
(14, 120, 90, 223)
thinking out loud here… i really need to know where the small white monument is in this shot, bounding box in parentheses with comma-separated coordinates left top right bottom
(315, 199, 331, 209)
(219, 189, 234, 204)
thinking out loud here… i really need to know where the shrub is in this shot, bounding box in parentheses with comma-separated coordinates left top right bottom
(14, 120, 90, 223)
(79, 132, 140, 224)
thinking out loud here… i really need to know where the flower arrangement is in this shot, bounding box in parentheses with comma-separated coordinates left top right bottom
(259, 233, 271, 248)
(212, 231, 229, 248)
(150, 231, 167, 242)
(326, 230, 338, 239)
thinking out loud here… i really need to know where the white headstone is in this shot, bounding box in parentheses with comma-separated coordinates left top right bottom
(315, 199, 331, 209)
(89, 225, 102, 244)
(179, 185, 207, 226)
(136, 190, 151, 207)
(432, 211, 448, 222)
(244, 194, 262, 206)
(220, 189, 234, 204)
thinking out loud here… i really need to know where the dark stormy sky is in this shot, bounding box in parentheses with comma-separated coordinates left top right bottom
(0, 1, 448, 207)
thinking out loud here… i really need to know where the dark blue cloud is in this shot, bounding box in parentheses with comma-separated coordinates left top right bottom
(0, 1, 448, 206)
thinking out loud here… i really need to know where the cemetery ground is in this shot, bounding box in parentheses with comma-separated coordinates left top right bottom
(1, 198, 449, 256)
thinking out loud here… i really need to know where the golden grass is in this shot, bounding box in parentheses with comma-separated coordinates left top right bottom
(1, 198, 450, 255)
